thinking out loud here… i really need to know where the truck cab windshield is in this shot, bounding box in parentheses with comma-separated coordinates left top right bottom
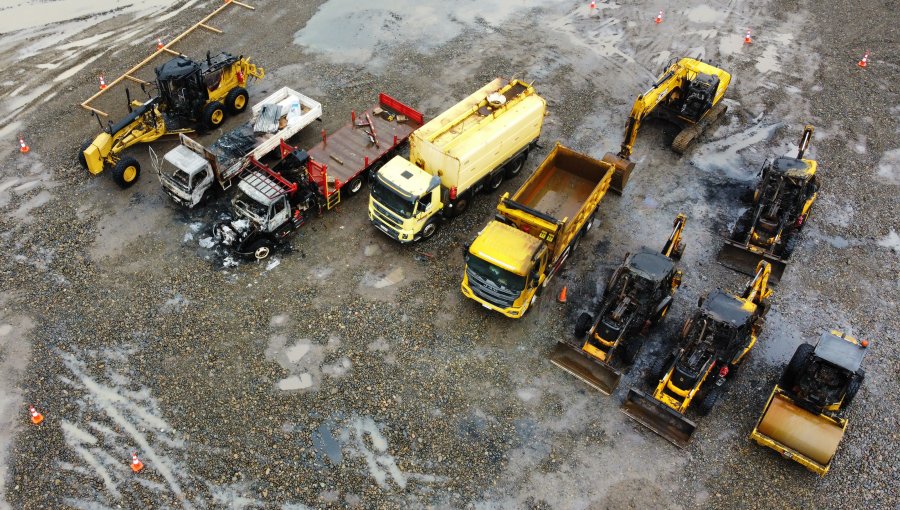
(372, 176, 415, 218)
(466, 253, 526, 291)
(233, 191, 268, 223)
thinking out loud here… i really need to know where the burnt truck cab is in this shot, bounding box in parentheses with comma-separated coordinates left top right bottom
(578, 249, 682, 365)
(155, 144, 215, 207)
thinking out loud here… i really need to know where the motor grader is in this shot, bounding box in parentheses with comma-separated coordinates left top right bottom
(79, 51, 264, 188)
(718, 125, 819, 283)
(623, 260, 772, 448)
(750, 330, 867, 476)
(601, 57, 731, 192)
(549, 214, 687, 394)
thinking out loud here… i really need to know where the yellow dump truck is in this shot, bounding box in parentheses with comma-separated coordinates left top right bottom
(461, 143, 625, 318)
(368, 78, 546, 242)
(750, 331, 867, 475)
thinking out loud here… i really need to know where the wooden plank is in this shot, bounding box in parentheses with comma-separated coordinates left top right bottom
(123, 74, 151, 85)
(162, 47, 180, 56)
(199, 23, 222, 33)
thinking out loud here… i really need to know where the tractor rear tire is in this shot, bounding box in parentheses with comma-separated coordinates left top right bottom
(842, 369, 865, 410)
(620, 338, 643, 365)
(78, 140, 91, 170)
(225, 87, 249, 115)
(574, 312, 592, 339)
(779, 343, 814, 389)
(698, 385, 724, 416)
(112, 156, 141, 188)
(203, 101, 226, 130)
(649, 354, 673, 383)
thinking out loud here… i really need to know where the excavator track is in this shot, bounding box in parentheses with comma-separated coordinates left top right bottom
(672, 102, 728, 154)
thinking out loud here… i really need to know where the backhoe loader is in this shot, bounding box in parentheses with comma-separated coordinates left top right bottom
(601, 57, 731, 191)
(549, 214, 687, 394)
(750, 330, 867, 476)
(623, 260, 772, 448)
(79, 51, 264, 188)
(718, 125, 819, 283)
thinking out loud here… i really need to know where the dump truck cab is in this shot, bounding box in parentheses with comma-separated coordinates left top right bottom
(156, 145, 215, 207)
(370, 157, 443, 242)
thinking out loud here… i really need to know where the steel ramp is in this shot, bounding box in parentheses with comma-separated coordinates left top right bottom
(622, 387, 697, 448)
(549, 341, 622, 395)
(716, 240, 787, 285)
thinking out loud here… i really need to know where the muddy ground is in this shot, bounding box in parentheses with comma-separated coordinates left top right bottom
(0, 0, 897, 508)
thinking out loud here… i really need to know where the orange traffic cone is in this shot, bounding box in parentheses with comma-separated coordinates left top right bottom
(28, 405, 43, 425)
(558, 286, 568, 303)
(157, 38, 164, 50)
(18, 136, 30, 154)
(655, 10, 663, 23)
(131, 452, 144, 473)
(857, 51, 869, 68)
(744, 29, 753, 44)
(98, 75, 107, 90)
(590, 0, 596, 10)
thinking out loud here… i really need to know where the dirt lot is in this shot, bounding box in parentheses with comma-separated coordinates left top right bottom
(0, 0, 897, 508)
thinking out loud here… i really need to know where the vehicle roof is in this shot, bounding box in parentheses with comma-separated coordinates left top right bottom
(156, 56, 200, 80)
(626, 249, 674, 281)
(771, 157, 817, 180)
(237, 171, 285, 207)
(701, 289, 754, 326)
(164, 145, 208, 176)
(470, 221, 543, 276)
(815, 331, 865, 373)
(377, 156, 436, 198)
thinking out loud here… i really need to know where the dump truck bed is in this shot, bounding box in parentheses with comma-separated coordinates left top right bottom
(307, 94, 422, 189)
(750, 387, 846, 475)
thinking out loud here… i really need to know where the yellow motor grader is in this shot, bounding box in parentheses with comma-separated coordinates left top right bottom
(79, 51, 264, 188)
(602, 57, 731, 192)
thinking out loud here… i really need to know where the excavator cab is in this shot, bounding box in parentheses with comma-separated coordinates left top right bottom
(679, 73, 720, 121)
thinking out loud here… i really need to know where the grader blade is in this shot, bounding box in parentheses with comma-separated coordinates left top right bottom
(549, 341, 622, 395)
(622, 387, 696, 448)
(717, 240, 787, 285)
(750, 389, 846, 475)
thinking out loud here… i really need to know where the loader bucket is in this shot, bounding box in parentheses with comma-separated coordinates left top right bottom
(750, 389, 846, 476)
(716, 239, 787, 284)
(601, 152, 635, 195)
(549, 341, 622, 395)
(622, 387, 696, 448)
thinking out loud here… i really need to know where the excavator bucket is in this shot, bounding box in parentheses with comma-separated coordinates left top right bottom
(601, 152, 634, 194)
(750, 388, 846, 476)
(716, 239, 787, 285)
(548, 341, 622, 395)
(622, 387, 696, 448)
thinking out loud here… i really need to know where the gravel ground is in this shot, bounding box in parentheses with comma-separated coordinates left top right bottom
(0, 0, 897, 509)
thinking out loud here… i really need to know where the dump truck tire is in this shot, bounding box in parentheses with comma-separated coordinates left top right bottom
(226, 87, 249, 114)
(450, 195, 469, 217)
(421, 221, 438, 240)
(112, 156, 140, 188)
(78, 140, 91, 170)
(345, 176, 364, 196)
(203, 101, 226, 129)
(505, 152, 527, 178)
(779, 343, 814, 389)
(574, 312, 592, 338)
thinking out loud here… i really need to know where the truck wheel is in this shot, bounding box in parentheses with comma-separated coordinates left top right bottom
(203, 101, 226, 129)
(225, 87, 249, 114)
(451, 196, 469, 217)
(505, 153, 527, 178)
(78, 140, 91, 170)
(345, 176, 364, 196)
(249, 239, 273, 260)
(112, 156, 141, 188)
(584, 214, 596, 232)
(574, 312, 592, 339)
(488, 171, 504, 191)
(779, 343, 814, 389)
(421, 221, 438, 240)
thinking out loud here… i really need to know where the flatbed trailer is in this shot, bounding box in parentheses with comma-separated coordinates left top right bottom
(306, 94, 424, 209)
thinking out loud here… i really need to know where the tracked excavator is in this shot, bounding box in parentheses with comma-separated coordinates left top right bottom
(549, 214, 687, 394)
(79, 51, 264, 188)
(623, 260, 772, 448)
(750, 331, 867, 476)
(718, 125, 819, 283)
(602, 57, 731, 192)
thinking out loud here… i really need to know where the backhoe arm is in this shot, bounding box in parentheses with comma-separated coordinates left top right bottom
(796, 124, 814, 159)
(661, 213, 687, 258)
(742, 260, 772, 305)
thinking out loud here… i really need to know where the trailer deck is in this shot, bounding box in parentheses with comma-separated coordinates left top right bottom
(306, 94, 422, 207)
